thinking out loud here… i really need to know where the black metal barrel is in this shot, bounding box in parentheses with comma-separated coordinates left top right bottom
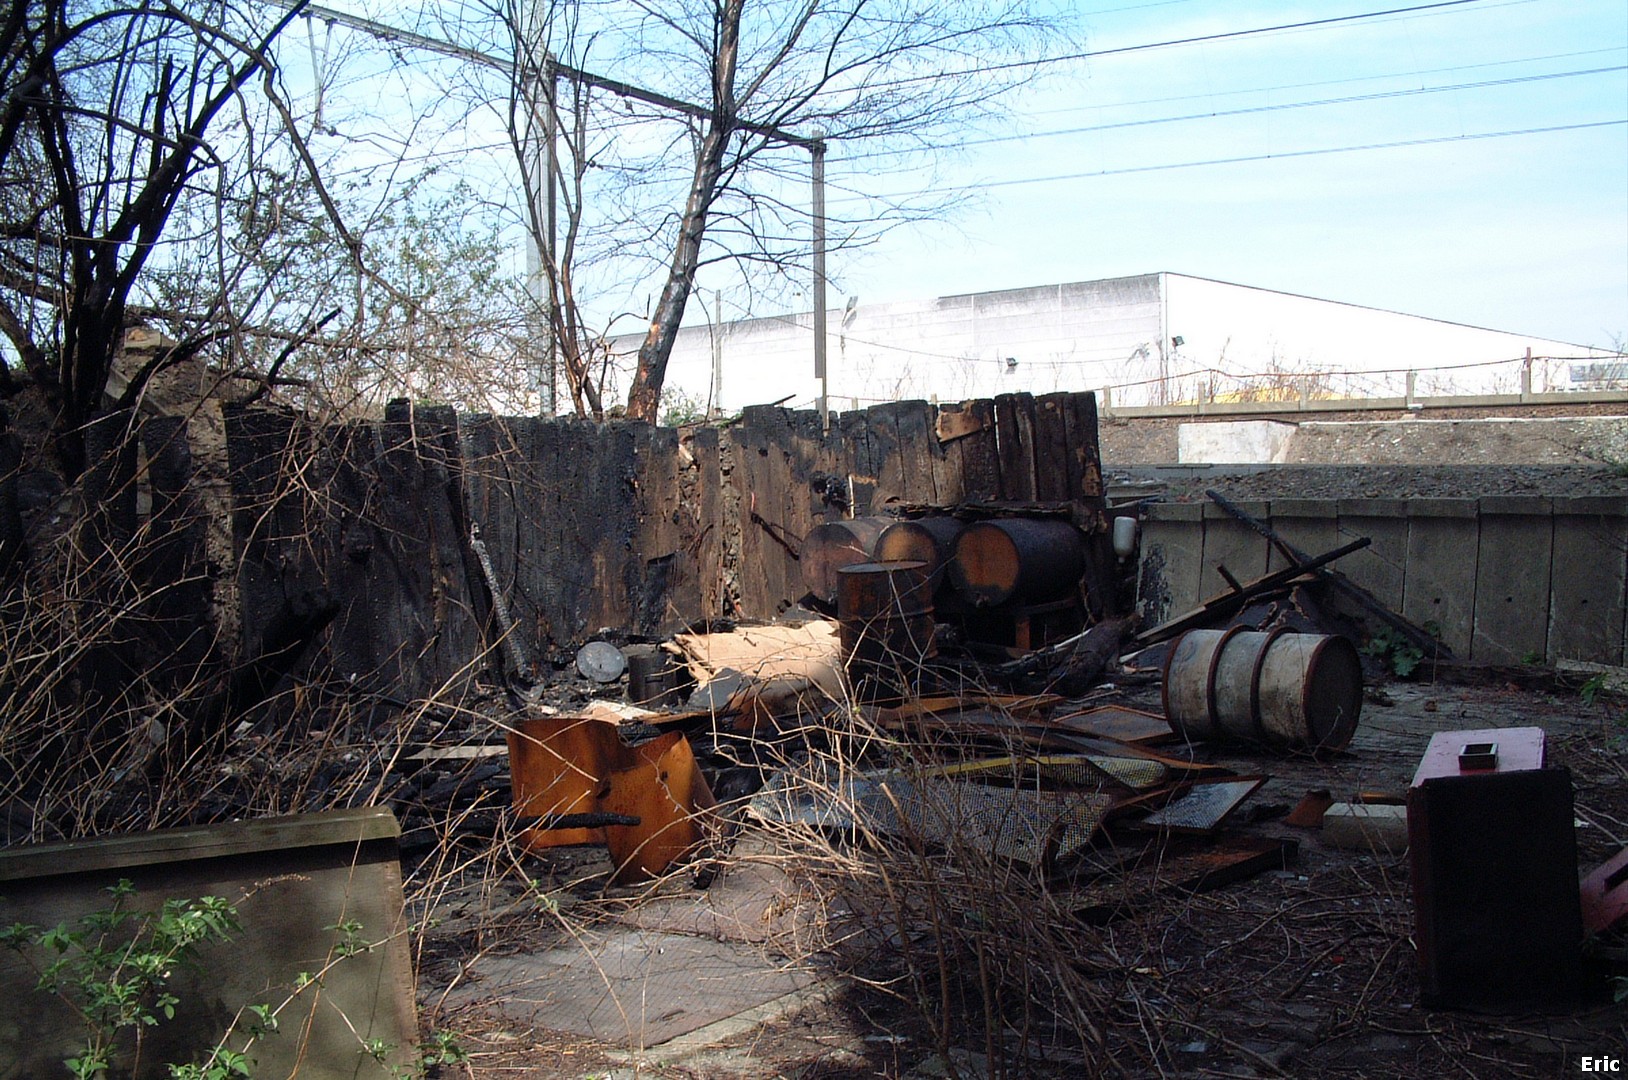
(875, 516, 965, 587)
(802, 517, 890, 606)
(948, 518, 1086, 607)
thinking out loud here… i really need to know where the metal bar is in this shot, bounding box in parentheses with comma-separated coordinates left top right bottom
(261, 0, 818, 147)
(1132, 535, 1372, 647)
(1203, 488, 1450, 658)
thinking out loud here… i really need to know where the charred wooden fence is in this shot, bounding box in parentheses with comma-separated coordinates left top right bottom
(224, 393, 1109, 703)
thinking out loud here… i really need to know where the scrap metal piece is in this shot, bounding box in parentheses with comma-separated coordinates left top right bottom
(1053, 705, 1174, 745)
(1284, 788, 1335, 828)
(1581, 847, 1628, 935)
(923, 754, 1160, 792)
(1135, 776, 1267, 835)
(507, 715, 716, 882)
(576, 641, 628, 682)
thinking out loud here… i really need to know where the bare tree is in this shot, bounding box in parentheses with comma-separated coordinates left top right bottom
(0, 0, 319, 474)
(477, 0, 1058, 420)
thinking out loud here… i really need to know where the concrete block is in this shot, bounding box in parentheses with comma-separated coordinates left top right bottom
(1177, 420, 1297, 464)
(1479, 496, 1552, 516)
(1473, 508, 1553, 664)
(1337, 498, 1411, 518)
(1404, 512, 1479, 658)
(1145, 501, 1204, 522)
(1553, 495, 1628, 517)
(1408, 498, 1479, 519)
(1269, 498, 1339, 519)
(1323, 803, 1408, 855)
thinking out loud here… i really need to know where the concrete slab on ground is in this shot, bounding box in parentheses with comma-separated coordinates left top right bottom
(448, 927, 817, 1049)
(613, 840, 831, 945)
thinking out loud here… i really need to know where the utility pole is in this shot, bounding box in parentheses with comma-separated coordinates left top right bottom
(812, 136, 828, 431)
(710, 288, 724, 416)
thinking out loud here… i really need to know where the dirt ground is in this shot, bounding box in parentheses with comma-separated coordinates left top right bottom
(415, 674, 1628, 1080)
(1097, 404, 1628, 471)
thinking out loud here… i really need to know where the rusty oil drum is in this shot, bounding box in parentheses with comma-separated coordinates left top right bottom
(875, 515, 965, 586)
(947, 518, 1086, 607)
(1162, 628, 1363, 752)
(836, 560, 935, 704)
(802, 516, 890, 605)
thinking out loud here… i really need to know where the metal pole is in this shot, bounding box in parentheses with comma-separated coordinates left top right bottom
(711, 288, 723, 416)
(544, 69, 558, 414)
(812, 137, 828, 430)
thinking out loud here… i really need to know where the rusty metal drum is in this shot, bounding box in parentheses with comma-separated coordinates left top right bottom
(836, 560, 936, 704)
(802, 516, 889, 605)
(948, 518, 1086, 607)
(1162, 628, 1363, 752)
(875, 516, 965, 587)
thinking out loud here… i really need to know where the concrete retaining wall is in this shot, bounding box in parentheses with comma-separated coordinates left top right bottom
(1137, 497, 1628, 665)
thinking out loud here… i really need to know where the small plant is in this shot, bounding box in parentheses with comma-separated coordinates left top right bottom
(1364, 626, 1425, 679)
(417, 1030, 469, 1071)
(1581, 672, 1609, 707)
(0, 879, 257, 1079)
(326, 917, 370, 959)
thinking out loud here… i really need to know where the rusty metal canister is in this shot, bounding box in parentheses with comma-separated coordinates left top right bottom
(836, 560, 936, 704)
(802, 516, 890, 605)
(625, 646, 691, 709)
(875, 516, 965, 587)
(1162, 628, 1363, 752)
(947, 518, 1086, 607)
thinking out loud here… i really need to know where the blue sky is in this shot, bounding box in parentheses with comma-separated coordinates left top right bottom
(817, 0, 1628, 349)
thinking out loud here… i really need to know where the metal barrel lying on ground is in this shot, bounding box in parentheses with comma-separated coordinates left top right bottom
(1162, 627, 1363, 753)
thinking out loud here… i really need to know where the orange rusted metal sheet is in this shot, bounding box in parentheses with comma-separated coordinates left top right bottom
(507, 715, 716, 882)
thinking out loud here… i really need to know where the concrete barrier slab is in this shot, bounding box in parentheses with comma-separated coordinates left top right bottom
(1201, 501, 1271, 599)
(1550, 501, 1628, 664)
(1139, 503, 1205, 626)
(1472, 500, 1553, 664)
(1177, 420, 1297, 464)
(1336, 500, 1410, 613)
(1267, 500, 1340, 574)
(1404, 502, 1479, 657)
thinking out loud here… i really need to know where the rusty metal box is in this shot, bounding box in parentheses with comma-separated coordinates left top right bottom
(1406, 728, 1581, 1010)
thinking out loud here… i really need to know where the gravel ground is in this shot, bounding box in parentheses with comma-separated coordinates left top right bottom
(1111, 463, 1628, 502)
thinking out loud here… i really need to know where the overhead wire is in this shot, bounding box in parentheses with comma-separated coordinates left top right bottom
(846, 0, 1510, 94)
(816, 118, 1627, 205)
(1021, 45, 1626, 121)
(953, 65, 1626, 150)
(972, 118, 1628, 188)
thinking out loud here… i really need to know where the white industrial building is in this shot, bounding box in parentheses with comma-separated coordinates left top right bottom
(608, 272, 1611, 413)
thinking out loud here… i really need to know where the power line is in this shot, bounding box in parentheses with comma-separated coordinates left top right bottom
(822, 119, 1626, 203)
(951, 65, 1625, 150)
(979, 119, 1628, 187)
(858, 0, 1506, 93)
(1023, 46, 1625, 122)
